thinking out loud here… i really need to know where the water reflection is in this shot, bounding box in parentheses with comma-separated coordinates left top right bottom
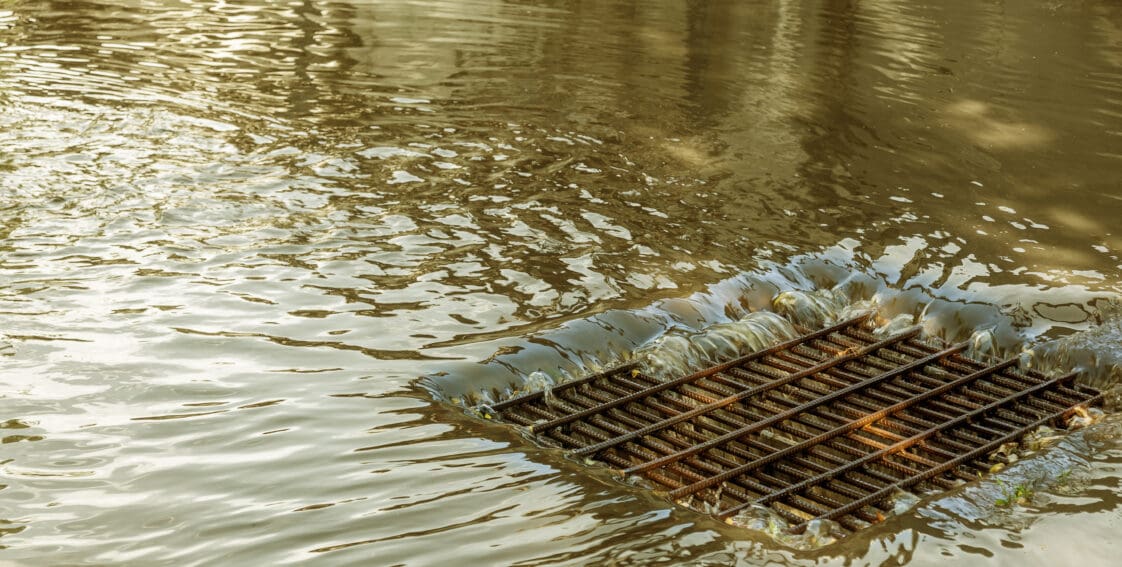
(1, 0, 1122, 565)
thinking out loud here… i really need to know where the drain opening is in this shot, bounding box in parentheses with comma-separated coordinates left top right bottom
(478, 312, 1103, 536)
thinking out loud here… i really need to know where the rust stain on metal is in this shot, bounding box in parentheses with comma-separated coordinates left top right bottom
(484, 313, 1104, 535)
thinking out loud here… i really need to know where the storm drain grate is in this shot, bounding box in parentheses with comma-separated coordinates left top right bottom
(485, 312, 1103, 534)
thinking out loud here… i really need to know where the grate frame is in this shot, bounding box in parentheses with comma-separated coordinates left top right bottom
(485, 312, 1104, 535)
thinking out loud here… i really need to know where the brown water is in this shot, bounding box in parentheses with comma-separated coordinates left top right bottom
(2, 0, 1122, 564)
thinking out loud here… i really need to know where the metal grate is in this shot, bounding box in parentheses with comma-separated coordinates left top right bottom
(485, 312, 1104, 535)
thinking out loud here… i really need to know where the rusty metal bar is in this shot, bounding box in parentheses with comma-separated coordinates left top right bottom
(569, 325, 921, 456)
(523, 313, 873, 433)
(480, 313, 1103, 538)
(786, 390, 1105, 534)
(489, 360, 641, 411)
(619, 337, 959, 474)
(667, 355, 1018, 500)
(716, 368, 1081, 518)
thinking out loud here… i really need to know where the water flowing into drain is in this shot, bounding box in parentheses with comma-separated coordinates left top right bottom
(479, 312, 1103, 543)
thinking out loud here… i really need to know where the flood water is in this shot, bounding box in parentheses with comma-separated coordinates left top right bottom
(2, 0, 1122, 565)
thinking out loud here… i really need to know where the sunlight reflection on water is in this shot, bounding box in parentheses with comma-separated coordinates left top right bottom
(1, 0, 1122, 565)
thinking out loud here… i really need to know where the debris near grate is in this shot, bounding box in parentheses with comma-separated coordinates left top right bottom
(483, 312, 1103, 536)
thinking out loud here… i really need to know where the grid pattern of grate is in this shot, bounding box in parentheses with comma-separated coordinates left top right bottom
(487, 313, 1103, 534)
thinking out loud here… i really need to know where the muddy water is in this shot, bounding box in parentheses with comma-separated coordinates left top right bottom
(1, 0, 1122, 565)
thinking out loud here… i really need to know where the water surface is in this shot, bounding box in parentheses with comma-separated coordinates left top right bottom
(1, 1, 1121, 565)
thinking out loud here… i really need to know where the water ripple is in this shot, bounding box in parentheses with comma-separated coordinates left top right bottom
(2, 0, 1122, 565)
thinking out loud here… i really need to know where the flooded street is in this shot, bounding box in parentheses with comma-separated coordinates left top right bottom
(1, 0, 1121, 564)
